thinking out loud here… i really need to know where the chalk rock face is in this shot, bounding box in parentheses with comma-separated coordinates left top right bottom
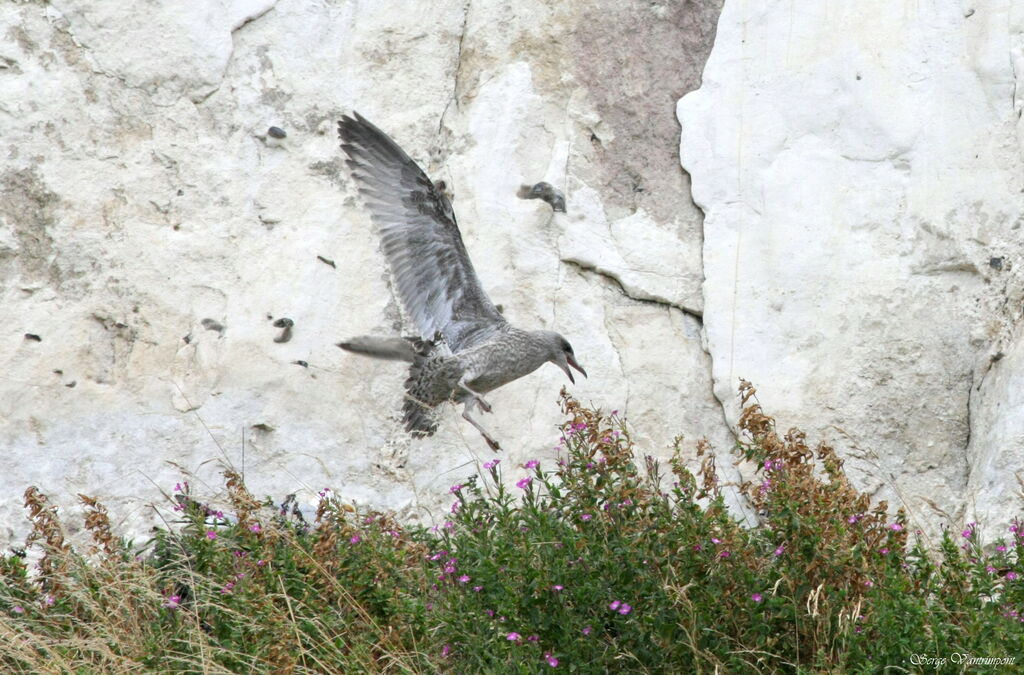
(679, 1, 1024, 534)
(0, 1, 727, 546)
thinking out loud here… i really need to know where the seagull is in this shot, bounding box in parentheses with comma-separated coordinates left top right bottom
(336, 112, 586, 451)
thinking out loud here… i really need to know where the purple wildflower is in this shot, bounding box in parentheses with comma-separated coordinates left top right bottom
(609, 600, 621, 611)
(206, 531, 217, 540)
(507, 632, 521, 642)
(618, 603, 632, 615)
(752, 593, 763, 602)
(545, 652, 559, 667)
(525, 459, 539, 469)
(582, 626, 592, 635)
(516, 477, 533, 490)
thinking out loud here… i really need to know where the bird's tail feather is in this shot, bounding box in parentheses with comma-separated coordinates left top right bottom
(403, 349, 439, 437)
(339, 335, 438, 436)
(337, 336, 419, 362)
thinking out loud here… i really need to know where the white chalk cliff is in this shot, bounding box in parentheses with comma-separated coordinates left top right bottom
(0, 0, 1020, 545)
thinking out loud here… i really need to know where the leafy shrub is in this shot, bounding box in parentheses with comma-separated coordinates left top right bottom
(1, 384, 1021, 672)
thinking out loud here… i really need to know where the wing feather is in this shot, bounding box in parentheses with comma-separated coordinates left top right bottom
(338, 113, 505, 351)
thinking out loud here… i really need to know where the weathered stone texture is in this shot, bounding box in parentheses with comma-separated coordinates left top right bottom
(0, 0, 726, 545)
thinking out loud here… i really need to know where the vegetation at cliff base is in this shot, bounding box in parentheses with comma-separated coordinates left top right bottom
(1, 384, 1022, 673)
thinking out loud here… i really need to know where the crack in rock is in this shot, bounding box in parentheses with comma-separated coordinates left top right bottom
(561, 258, 702, 321)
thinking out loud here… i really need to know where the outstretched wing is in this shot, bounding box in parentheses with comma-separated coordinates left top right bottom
(338, 112, 506, 351)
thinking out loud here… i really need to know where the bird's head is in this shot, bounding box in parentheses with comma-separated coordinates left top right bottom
(541, 331, 587, 384)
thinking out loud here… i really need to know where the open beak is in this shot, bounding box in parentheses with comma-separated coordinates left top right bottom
(565, 354, 587, 384)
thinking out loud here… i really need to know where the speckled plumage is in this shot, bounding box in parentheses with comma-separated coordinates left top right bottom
(337, 113, 586, 450)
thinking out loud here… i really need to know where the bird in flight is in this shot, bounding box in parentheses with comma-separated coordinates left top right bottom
(336, 112, 586, 451)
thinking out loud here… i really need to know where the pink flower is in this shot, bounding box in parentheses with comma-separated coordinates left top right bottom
(1008, 571, 1019, 581)
(864, 579, 874, 588)
(552, 585, 564, 591)
(449, 484, 463, 494)
(987, 565, 997, 574)
(507, 632, 521, 642)
(711, 538, 721, 544)
(43, 595, 54, 607)
(473, 586, 483, 592)
(349, 534, 361, 544)
(516, 477, 533, 490)
(249, 523, 261, 533)
(889, 523, 903, 531)
(879, 548, 889, 555)
(525, 459, 539, 469)
(256, 559, 266, 567)
(580, 514, 592, 522)
(12, 605, 24, 614)
(220, 582, 234, 594)
(719, 550, 731, 559)
(483, 459, 500, 470)
(752, 593, 763, 602)
(618, 603, 632, 615)
(450, 501, 460, 514)
(485, 609, 495, 617)
(457, 575, 470, 584)
(442, 644, 451, 658)
(206, 531, 217, 540)
(528, 635, 539, 642)
(773, 545, 785, 556)
(997, 545, 1007, 552)
(609, 600, 621, 611)
(582, 626, 592, 635)
(545, 652, 559, 667)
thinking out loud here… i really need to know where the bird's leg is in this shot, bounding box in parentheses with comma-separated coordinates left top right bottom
(457, 376, 492, 413)
(462, 398, 501, 452)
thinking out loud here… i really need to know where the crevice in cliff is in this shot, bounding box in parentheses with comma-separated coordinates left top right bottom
(560, 258, 702, 322)
(196, 2, 278, 105)
(438, 0, 472, 133)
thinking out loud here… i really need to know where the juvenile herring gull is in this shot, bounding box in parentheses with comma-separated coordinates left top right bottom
(336, 112, 586, 451)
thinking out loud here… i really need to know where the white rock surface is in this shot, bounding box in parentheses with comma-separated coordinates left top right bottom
(8, 0, 1021, 549)
(680, 0, 1024, 536)
(0, 1, 728, 546)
